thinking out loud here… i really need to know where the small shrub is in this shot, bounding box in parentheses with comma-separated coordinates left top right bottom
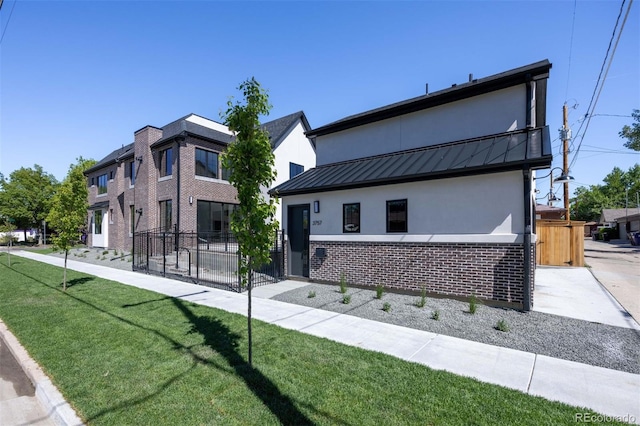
(308, 290, 316, 298)
(101, 256, 106, 261)
(469, 294, 477, 314)
(342, 294, 351, 304)
(382, 302, 391, 312)
(102, 250, 109, 255)
(375, 284, 384, 299)
(415, 287, 427, 308)
(496, 319, 510, 332)
(113, 249, 118, 256)
(339, 273, 348, 294)
(431, 310, 440, 321)
(95, 255, 100, 260)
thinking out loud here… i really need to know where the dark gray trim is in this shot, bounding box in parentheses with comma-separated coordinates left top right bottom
(88, 201, 109, 210)
(522, 169, 532, 312)
(386, 199, 408, 233)
(307, 60, 552, 138)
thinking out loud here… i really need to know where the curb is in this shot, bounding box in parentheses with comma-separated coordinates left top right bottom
(0, 320, 84, 426)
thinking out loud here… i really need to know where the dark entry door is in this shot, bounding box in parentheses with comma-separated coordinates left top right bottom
(288, 204, 310, 277)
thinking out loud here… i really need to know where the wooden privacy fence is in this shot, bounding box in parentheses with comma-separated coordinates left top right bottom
(536, 220, 585, 267)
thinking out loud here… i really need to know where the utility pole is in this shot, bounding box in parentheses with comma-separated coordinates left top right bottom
(562, 104, 570, 221)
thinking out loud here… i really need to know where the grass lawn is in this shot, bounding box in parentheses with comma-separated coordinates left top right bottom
(0, 254, 612, 425)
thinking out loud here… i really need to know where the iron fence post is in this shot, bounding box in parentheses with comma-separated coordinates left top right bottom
(162, 232, 166, 276)
(146, 232, 150, 273)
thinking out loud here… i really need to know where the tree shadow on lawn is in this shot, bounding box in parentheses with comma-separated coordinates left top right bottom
(171, 298, 314, 426)
(65, 276, 94, 289)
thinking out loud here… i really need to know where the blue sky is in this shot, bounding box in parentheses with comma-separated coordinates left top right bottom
(1, 1, 638, 203)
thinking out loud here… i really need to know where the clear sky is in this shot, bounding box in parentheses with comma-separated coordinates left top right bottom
(1, 1, 638, 204)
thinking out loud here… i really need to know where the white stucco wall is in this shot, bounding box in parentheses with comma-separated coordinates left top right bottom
(269, 121, 316, 228)
(316, 85, 527, 166)
(281, 171, 526, 243)
(185, 114, 232, 135)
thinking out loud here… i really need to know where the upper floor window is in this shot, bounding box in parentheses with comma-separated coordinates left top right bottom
(129, 161, 136, 185)
(290, 162, 304, 179)
(109, 170, 114, 180)
(343, 203, 360, 233)
(160, 147, 173, 177)
(387, 199, 407, 232)
(97, 174, 108, 195)
(195, 148, 218, 179)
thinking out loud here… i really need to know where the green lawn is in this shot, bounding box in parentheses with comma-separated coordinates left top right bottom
(0, 254, 613, 425)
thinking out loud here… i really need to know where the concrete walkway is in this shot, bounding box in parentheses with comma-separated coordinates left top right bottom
(4, 251, 640, 425)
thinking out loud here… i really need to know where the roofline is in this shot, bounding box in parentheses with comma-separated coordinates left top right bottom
(307, 60, 552, 138)
(134, 125, 162, 135)
(269, 111, 313, 150)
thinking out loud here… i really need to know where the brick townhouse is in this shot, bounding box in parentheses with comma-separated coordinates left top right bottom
(85, 111, 315, 251)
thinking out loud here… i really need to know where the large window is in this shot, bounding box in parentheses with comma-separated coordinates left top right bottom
(195, 148, 219, 179)
(290, 162, 304, 179)
(343, 203, 360, 233)
(159, 200, 172, 231)
(129, 161, 136, 185)
(197, 201, 236, 233)
(160, 148, 173, 177)
(387, 199, 408, 232)
(97, 174, 108, 194)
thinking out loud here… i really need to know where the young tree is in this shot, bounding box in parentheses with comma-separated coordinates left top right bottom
(620, 109, 640, 151)
(0, 165, 58, 242)
(221, 78, 278, 366)
(0, 218, 17, 266)
(47, 158, 96, 290)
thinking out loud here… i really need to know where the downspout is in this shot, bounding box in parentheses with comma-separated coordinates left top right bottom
(522, 168, 532, 311)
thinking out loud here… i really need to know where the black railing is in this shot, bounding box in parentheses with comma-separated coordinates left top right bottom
(133, 227, 285, 292)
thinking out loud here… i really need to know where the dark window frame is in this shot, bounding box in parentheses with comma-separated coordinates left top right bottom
(94, 210, 103, 235)
(159, 200, 172, 231)
(97, 174, 108, 194)
(289, 162, 304, 179)
(195, 148, 219, 179)
(160, 147, 173, 177)
(129, 161, 136, 185)
(386, 199, 408, 233)
(130, 205, 135, 235)
(343, 202, 360, 233)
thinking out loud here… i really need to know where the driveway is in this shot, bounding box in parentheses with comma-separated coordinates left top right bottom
(584, 238, 640, 323)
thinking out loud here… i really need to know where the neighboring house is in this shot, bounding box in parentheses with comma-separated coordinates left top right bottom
(272, 60, 553, 311)
(535, 204, 566, 220)
(615, 212, 640, 239)
(599, 208, 640, 229)
(85, 111, 315, 251)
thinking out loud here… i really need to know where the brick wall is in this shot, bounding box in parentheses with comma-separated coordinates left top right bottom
(307, 240, 531, 307)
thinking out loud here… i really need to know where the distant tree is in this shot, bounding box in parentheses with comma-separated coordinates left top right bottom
(571, 164, 640, 221)
(47, 158, 96, 290)
(619, 109, 640, 151)
(0, 165, 58, 243)
(221, 78, 278, 367)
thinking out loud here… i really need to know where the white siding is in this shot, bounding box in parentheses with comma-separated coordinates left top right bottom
(281, 171, 525, 243)
(316, 85, 527, 165)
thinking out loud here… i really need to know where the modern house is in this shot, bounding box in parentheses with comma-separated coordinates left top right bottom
(85, 111, 315, 251)
(272, 60, 553, 310)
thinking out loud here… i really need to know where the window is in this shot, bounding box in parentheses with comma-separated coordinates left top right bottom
(290, 162, 304, 179)
(129, 161, 136, 185)
(387, 199, 407, 232)
(130, 205, 135, 235)
(109, 170, 114, 180)
(97, 174, 108, 194)
(159, 200, 172, 231)
(197, 201, 236, 233)
(221, 167, 232, 181)
(160, 147, 173, 177)
(195, 148, 218, 178)
(109, 208, 114, 224)
(343, 203, 360, 233)
(94, 210, 103, 235)
(90, 177, 95, 186)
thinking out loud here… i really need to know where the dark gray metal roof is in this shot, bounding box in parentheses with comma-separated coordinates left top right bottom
(271, 127, 552, 196)
(85, 143, 135, 174)
(307, 60, 552, 138)
(88, 201, 110, 210)
(261, 111, 311, 149)
(151, 119, 234, 148)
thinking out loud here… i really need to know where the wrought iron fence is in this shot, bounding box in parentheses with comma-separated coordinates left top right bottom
(133, 227, 285, 292)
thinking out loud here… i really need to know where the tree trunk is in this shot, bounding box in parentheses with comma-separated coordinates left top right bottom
(247, 258, 253, 367)
(63, 250, 68, 291)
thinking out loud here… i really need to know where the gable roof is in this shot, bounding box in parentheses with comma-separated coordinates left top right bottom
(85, 143, 135, 174)
(601, 208, 640, 222)
(307, 60, 552, 138)
(151, 119, 234, 148)
(272, 126, 552, 196)
(261, 111, 312, 149)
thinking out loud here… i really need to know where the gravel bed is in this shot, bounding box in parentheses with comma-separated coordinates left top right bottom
(272, 283, 640, 374)
(47, 247, 134, 272)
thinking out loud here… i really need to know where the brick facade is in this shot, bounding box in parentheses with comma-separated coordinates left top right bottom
(306, 240, 534, 308)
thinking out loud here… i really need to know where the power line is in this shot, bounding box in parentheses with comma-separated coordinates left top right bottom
(0, 0, 17, 45)
(569, 0, 633, 170)
(565, 0, 578, 101)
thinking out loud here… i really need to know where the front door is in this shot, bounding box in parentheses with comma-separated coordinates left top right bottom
(92, 209, 108, 248)
(288, 204, 310, 277)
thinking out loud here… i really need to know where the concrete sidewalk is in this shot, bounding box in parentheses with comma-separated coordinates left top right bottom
(4, 251, 640, 424)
